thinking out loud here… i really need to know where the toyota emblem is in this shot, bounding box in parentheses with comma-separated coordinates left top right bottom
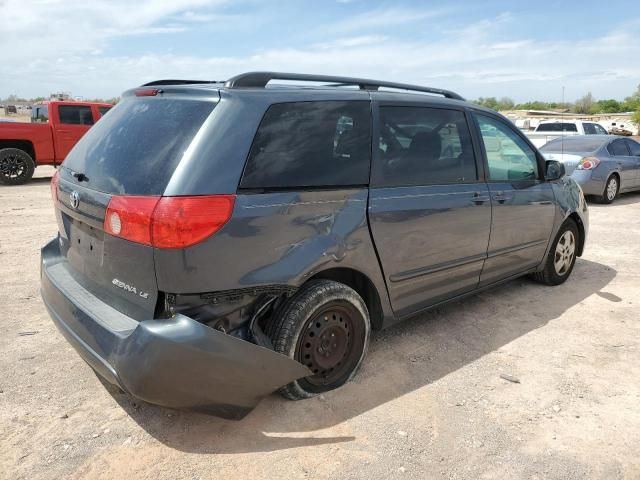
(70, 191, 80, 209)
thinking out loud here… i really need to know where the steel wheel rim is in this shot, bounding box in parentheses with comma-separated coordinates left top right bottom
(607, 178, 617, 200)
(0, 154, 26, 179)
(554, 230, 576, 276)
(296, 301, 365, 387)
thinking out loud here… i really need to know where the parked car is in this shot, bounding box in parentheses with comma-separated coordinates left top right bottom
(525, 120, 608, 148)
(540, 135, 640, 203)
(0, 101, 112, 185)
(41, 72, 588, 419)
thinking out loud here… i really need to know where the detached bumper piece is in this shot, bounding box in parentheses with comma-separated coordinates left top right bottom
(40, 239, 310, 420)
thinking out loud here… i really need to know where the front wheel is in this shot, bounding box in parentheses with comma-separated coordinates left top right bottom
(0, 148, 35, 185)
(268, 280, 370, 400)
(532, 220, 579, 286)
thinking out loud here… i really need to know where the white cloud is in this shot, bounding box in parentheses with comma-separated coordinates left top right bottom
(1, 3, 639, 101)
(326, 6, 452, 33)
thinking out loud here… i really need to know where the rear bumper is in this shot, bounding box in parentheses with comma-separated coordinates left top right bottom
(40, 238, 310, 420)
(570, 170, 604, 196)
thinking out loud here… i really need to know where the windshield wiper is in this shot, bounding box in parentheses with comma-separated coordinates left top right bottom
(71, 171, 89, 182)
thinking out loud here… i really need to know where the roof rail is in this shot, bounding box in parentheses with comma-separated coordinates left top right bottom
(141, 79, 220, 87)
(224, 72, 464, 100)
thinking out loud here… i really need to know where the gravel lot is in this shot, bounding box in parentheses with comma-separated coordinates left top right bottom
(1, 166, 639, 480)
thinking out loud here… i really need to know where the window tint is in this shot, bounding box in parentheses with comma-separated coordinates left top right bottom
(31, 105, 48, 123)
(375, 107, 476, 186)
(476, 114, 539, 181)
(58, 105, 94, 125)
(62, 98, 215, 195)
(625, 139, 640, 156)
(536, 123, 578, 132)
(583, 123, 597, 135)
(608, 139, 630, 156)
(594, 124, 608, 135)
(240, 101, 371, 189)
(540, 137, 605, 153)
(98, 106, 112, 116)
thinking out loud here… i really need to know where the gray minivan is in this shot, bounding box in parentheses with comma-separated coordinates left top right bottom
(41, 72, 589, 419)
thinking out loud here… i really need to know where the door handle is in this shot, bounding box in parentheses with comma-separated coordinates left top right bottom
(493, 192, 512, 204)
(472, 192, 490, 205)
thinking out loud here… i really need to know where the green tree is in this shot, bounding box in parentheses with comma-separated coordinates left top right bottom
(623, 84, 640, 112)
(592, 99, 622, 113)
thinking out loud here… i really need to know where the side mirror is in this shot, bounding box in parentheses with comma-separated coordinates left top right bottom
(545, 160, 565, 181)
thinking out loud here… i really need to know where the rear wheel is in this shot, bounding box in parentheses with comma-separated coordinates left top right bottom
(268, 280, 370, 400)
(0, 148, 35, 185)
(597, 174, 619, 204)
(532, 219, 579, 286)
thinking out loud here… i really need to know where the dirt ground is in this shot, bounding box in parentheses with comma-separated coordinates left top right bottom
(1, 166, 639, 480)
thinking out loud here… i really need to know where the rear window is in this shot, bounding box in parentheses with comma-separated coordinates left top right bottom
(240, 101, 371, 189)
(98, 106, 112, 116)
(62, 97, 215, 195)
(536, 123, 578, 132)
(540, 137, 605, 153)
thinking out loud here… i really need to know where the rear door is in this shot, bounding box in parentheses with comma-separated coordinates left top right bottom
(54, 95, 216, 320)
(624, 139, 640, 188)
(368, 103, 491, 317)
(53, 104, 96, 160)
(473, 113, 556, 285)
(607, 139, 636, 190)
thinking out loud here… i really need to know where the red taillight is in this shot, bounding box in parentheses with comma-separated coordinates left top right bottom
(152, 196, 235, 248)
(135, 88, 162, 97)
(577, 156, 600, 170)
(50, 170, 60, 203)
(103, 195, 235, 249)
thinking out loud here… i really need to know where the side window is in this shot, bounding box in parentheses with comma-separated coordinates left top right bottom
(583, 123, 597, 135)
(240, 101, 370, 189)
(375, 106, 477, 186)
(476, 114, 539, 181)
(608, 139, 630, 156)
(594, 124, 608, 135)
(625, 139, 640, 156)
(58, 105, 94, 125)
(31, 105, 49, 123)
(98, 106, 112, 117)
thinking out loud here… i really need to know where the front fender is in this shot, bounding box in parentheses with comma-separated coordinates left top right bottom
(549, 176, 589, 255)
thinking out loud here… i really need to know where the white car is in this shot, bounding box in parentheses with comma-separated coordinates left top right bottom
(525, 120, 608, 148)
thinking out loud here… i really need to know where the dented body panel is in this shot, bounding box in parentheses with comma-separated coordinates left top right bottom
(41, 238, 310, 419)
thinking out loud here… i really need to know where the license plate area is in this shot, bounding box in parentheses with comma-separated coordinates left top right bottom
(69, 218, 104, 265)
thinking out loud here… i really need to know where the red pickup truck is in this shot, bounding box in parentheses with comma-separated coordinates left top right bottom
(0, 101, 112, 185)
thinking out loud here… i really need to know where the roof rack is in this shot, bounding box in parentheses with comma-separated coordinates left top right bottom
(141, 79, 220, 87)
(224, 72, 464, 100)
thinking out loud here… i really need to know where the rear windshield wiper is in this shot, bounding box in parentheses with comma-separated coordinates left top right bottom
(71, 171, 89, 182)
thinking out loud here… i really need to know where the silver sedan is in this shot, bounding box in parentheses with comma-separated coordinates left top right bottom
(541, 135, 640, 204)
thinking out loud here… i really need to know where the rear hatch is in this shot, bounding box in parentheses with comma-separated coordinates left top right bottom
(53, 90, 218, 320)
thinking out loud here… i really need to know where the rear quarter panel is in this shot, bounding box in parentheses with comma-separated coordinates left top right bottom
(154, 189, 393, 321)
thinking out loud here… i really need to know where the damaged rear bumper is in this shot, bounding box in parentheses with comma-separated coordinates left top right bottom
(40, 238, 311, 420)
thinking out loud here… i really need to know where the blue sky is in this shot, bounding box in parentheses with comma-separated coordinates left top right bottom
(1, 0, 638, 101)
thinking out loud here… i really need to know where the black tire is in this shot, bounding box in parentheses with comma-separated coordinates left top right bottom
(0, 148, 35, 185)
(597, 174, 619, 204)
(532, 219, 579, 286)
(268, 280, 370, 400)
